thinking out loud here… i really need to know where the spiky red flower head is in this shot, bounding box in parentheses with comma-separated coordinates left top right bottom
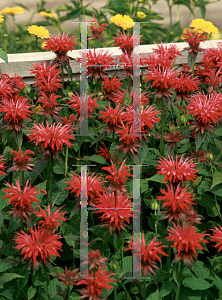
(125, 233, 168, 278)
(14, 226, 62, 269)
(141, 52, 173, 70)
(157, 184, 196, 223)
(3, 179, 40, 222)
(61, 114, 77, 133)
(65, 172, 106, 206)
(186, 91, 222, 135)
(34, 204, 67, 234)
(174, 73, 200, 101)
(8, 147, 35, 173)
(43, 33, 78, 66)
(156, 155, 198, 184)
(189, 149, 208, 164)
(77, 266, 115, 300)
(166, 222, 208, 268)
(113, 31, 143, 57)
(0, 155, 6, 175)
(203, 68, 222, 92)
(55, 266, 79, 286)
(0, 77, 14, 101)
(152, 41, 182, 61)
(93, 191, 134, 235)
(81, 249, 108, 271)
(77, 49, 116, 82)
(98, 103, 124, 134)
(30, 61, 62, 94)
(210, 225, 222, 253)
(200, 43, 222, 69)
(118, 50, 140, 79)
(102, 74, 123, 101)
(183, 28, 209, 55)
(1, 73, 26, 94)
(130, 88, 150, 106)
(28, 121, 74, 158)
(115, 120, 142, 156)
(102, 158, 134, 195)
(0, 94, 34, 132)
(88, 14, 108, 42)
(111, 90, 125, 105)
(180, 205, 202, 225)
(37, 91, 62, 120)
(163, 131, 185, 151)
(96, 142, 111, 160)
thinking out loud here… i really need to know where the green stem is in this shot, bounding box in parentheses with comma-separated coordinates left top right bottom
(144, 279, 146, 299)
(166, 241, 172, 279)
(35, 36, 38, 52)
(49, 155, 53, 207)
(118, 277, 132, 300)
(22, 172, 25, 190)
(20, 217, 23, 231)
(65, 145, 69, 177)
(160, 98, 165, 156)
(57, 22, 63, 35)
(176, 5, 180, 23)
(175, 263, 185, 300)
(64, 285, 70, 300)
(77, 137, 82, 166)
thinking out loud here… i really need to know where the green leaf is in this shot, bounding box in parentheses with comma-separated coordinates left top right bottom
(30, 157, 49, 184)
(211, 171, 222, 189)
(146, 289, 159, 300)
(160, 281, 176, 297)
(82, 154, 108, 165)
(0, 273, 24, 288)
(195, 131, 205, 151)
(213, 273, 222, 294)
(0, 49, 8, 64)
(192, 261, 212, 280)
(56, 4, 73, 11)
(52, 178, 69, 206)
(27, 286, 37, 299)
(0, 258, 15, 273)
(214, 128, 222, 136)
(182, 276, 212, 290)
(114, 233, 123, 250)
(147, 174, 164, 183)
(53, 164, 64, 175)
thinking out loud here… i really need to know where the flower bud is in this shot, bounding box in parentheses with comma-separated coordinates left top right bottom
(169, 122, 175, 131)
(207, 151, 213, 161)
(151, 199, 160, 210)
(181, 114, 188, 124)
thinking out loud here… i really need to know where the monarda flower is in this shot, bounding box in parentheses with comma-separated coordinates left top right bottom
(210, 225, 222, 253)
(0, 155, 6, 175)
(157, 184, 196, 223)
(186, 91, 222, 135)
(81, 249, 108, 271)
(54, 266, 79, 286)
(188, 149, 209, 164)
(102, 74, 123, 101)
(93, 191, 133, 235)
(141, 52, 173, 70)
(203, 68, 222, 93)
(0, 77, 14, 101)
(166, 222, 208, 268)
(113, 31, 143, 57)
(1, 73, 26, 94)
(3, 179, 40, 223)
(125, 233, 168, 278)
(118, 50, 140, 79)
(96, 142, 111, 160)
(28, 121, 75, 159)
(14, 226, 62, 271)
(37, 91, 62, 121)
(88, 14, 108, 42)
(43, 33, 78, 67)
(8, 147, 35, 173)
(0, 94, 34, 132)
(152, 41, 182, 62)
(174, 73, 200, 101)
(183, 28, 208, 57)
(61, 115, 77, 133)
(34, 204, 67, 233)
(163, 130, 185, 152)
(77, 266, 115, 300)
(130, 88, 150, 106)
(102, 158, 134, 195)
(156, 155, 198, 185)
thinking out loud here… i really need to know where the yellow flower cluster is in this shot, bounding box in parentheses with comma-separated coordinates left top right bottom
(111, 14, 135, 30)
(27, 25, 50, 39)
(1, 7, 24, 16)
(0, 13, 4, 23)
(190, 18, 218, 34)
(137, 11, 146, 19)
(39, 11, 57, 19)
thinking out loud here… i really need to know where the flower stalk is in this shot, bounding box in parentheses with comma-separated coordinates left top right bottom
(160, 98, 165, 156)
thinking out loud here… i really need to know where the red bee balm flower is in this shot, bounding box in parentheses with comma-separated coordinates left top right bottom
(156, 155, 198, 184)
(125, 233, 168, 278)
(152, 41, 182, 61)
(93, 191, 133, 235)
(183, 28, 209, 56)
(8, 147, 35, 172)
(113, 31, 143, 57)
(99, 103, 124, 134)
(88, 14, 108, 42)
(37, 91, 62, 121)
(43, 33, 78, 66)
(166, 222, 208, 268)
(55, 266, 79, 286)
(14, 226, 62, 269)
(0, 94, 34, 132)
(211, 225, 222, 253)
(77, 266, 115, 300)
(102, 74, 123, 101)
(1, 73, 26, 94)
(96, 142, 111, 160)
(0, 155, 6, 175)
(81, 249, 108, 271)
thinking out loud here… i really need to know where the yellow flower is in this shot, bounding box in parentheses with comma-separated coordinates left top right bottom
(0, 13, 4, 23)
(111, 14, 135, 30)
(137, 11, 146, 19)
(1, 7, 24, 15)
(211, 32, 221, 40)
(39, 11, 57, 19)
(35, 104, 42, 113)
(27, 25, 50, 39)
(190, 18, 218, 34)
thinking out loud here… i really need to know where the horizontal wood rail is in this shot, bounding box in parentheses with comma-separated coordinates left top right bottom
(0, 40, 220, 84)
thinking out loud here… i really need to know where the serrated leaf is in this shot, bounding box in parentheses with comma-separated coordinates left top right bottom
(182, 276, 212, 290)
(0, 258, 15, 272)
(82, 154, 108, 165)
(147, 174, 164, 183)
(0, 273, 24, 288)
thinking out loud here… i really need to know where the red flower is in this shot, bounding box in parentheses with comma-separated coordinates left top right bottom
(28, 121, 75, 158)
(14, 226, 62, 269)
(130, 88, 150, 106)
(0, 94, 34, 132)
(111, 90, 125, 105)
(174, 73, 200, 101)
(141, 52, 173, 70)
(1, 73, 26, 94)
(3, 179, 40, 223)
(200, 43, 222, 68)
(54, 266, 79, 286)
(65, 172, 106, 206)
(188, 149, 208, 164)
(163, 131, 185, 151)
(98, 103, 124, 134)
(152, 41, 182, 61)
(186, 91, 222, 134)
(157, 184, 196, 223)
(118, 50, 140, 79)
(34, 204, 67, 233)
(102, 158, 134, 195)
(61, 115, 77, 133)
(88, 14, 108, 42)
(8, 147, 35, 172)
(77, 49, 116, 82)
(0, 77, 14, 100)
(211, 225, 222, 253)
(203, 68, 222, 92)
(156, 155, 198, 184)
(180, 205, 202, 225)
(93, 191, 133, 235)
(96, 142, 111, 160)
(183, 28, 209, 56)
(77, 266, 115, 300)
(102, 74, 123, 101)
(113, 31, 143, 57)
(0, 155, 6, 175)
(81, 249, 108, 271)
(37, 91, 62, 120)
(30, 61, 62, 94)
(43, 33, 78, 66)
(125, 233, 168, 278)
(166, 222, 208, 268)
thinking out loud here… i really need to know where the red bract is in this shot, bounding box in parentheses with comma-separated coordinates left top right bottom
(125, 233, 168, 278)
(98, 103, 124, 134)
(0, 155, 6, 175)
(113, 31, 143, 57)
(157, 184, 196, 223)
(8, 147, 35, 172)
(186, 91, 222, 134)
(163, 131, 185, 151)
(0, 77, 14, 100)
(93, 191, 133, 235)
(141, 52, 173, 70)
(156, 155, 198, 184)
(3, 179, 40, 223)
(28, 121, 74, 158)
(30, 61, 62, 94)
(77, 49, 116, 81)
(14, 226, 62, 269)
(102, 74, 123, 101)
(1, 73, 26, 94)
(43, 33, 78, 66)
(152, 42, 182, 61)
(81, 249, 108, 271)
(88, 14, 108, 42)
(183, 28, 209, 56)
(0, 94, 34, 132)
(166, 223, 208, 268)
(34, 204, 67, 233)
(54, 266, 79, 286)
(96, 142, 111, 160)
(37, 91, 62, 120)
(174, 73, 200, 101)
(102, 158, 134, 195)
(77, 266, 115, 300)
(210, 225, 222, 253)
